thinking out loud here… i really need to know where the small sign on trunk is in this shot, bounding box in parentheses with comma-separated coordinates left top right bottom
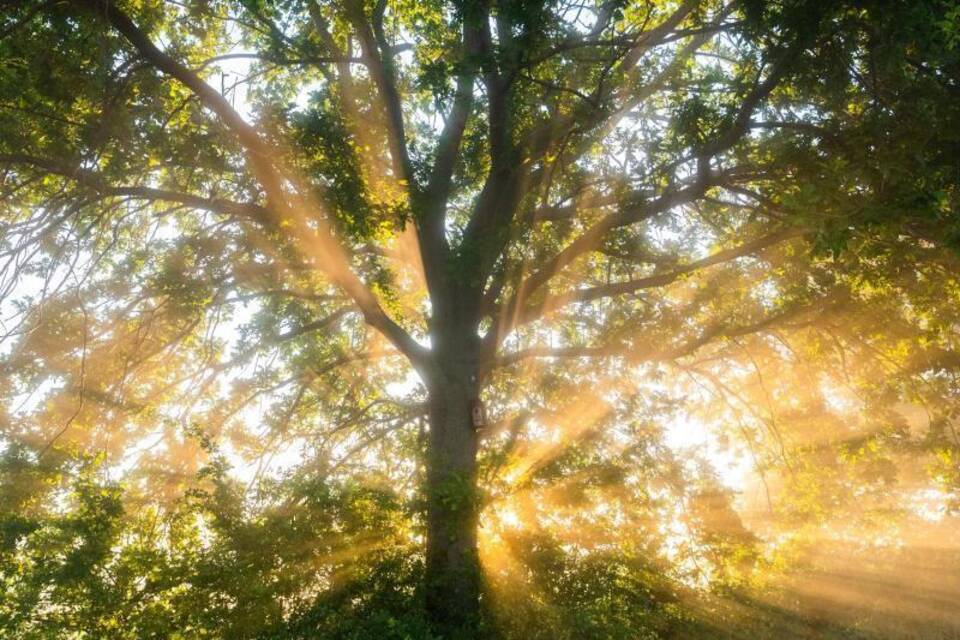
(471, 399, 487, 428)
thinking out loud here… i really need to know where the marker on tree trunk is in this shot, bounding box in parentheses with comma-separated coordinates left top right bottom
(471, 398, 487, 429)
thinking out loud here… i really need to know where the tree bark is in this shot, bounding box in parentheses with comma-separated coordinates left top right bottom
(423, 354, 482, 637)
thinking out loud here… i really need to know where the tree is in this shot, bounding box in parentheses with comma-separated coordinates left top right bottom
(1, 0, 958, 637)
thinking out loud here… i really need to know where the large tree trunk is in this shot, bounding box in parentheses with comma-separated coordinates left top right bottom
(423, 357, 482, 637)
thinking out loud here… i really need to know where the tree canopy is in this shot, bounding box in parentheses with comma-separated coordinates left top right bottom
(1, 0, 959, 638)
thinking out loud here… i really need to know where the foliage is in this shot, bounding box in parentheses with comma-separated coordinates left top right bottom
(1, 0, 959, 637)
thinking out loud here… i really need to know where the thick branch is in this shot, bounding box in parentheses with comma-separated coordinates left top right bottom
(65, 1, 430, 369)
(345, 0, 415, 188)
(488, 300, 822, 373)
(72, 0, 284, 201)
(483, 170, 737, 356)
(0, 153, 267, 220)
(482, 20, 815, 355)
(416, 20, 482, 303)
(516, 227, 805, 327)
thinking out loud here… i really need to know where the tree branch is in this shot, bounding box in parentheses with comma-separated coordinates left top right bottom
(345, 0, 415, 188)
(65, 1, 430, 370)
(516, 227, 805, 327)
(487, 299, 825, 374)
(0, 153, 268, 220)
(482, 169, 740, 357)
